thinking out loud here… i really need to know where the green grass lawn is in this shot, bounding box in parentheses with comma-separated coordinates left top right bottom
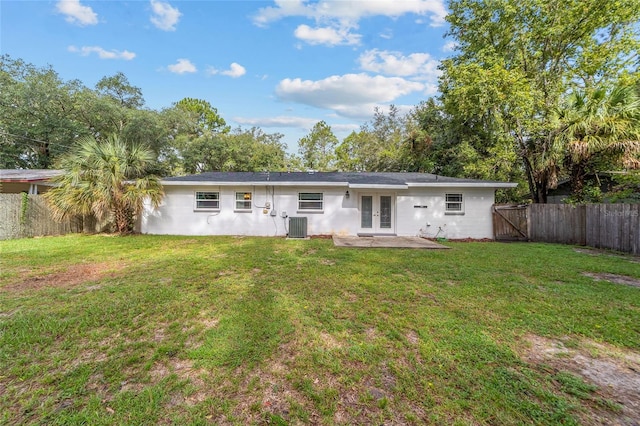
(1, 235, 639, 425)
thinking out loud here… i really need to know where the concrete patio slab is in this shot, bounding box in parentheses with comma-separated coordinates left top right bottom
(333, 236, 450, 249)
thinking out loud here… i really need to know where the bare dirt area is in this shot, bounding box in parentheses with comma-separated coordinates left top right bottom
(2, 262, 128, 292)
(582, 272, 640, 289)
(522, 334, 640, 425)
(574, 248, 640, 264)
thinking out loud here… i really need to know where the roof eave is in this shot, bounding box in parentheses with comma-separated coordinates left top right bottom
(348, 184, 409, 190)
(161, 180, 517, 189)
(161, 180, 349, 187)
(0, 178, 52, 183)
(407, 182, 518, 188)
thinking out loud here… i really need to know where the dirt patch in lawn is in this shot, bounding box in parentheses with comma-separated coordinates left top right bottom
(2, 262, 127, 292)
(230, 341, 305, 424)
(522, 334, 640, 425)
(582, 272, 640, 288)
(574, 248, 640, 263)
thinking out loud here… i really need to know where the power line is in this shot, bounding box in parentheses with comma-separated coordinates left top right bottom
(0, 131, 77, 150)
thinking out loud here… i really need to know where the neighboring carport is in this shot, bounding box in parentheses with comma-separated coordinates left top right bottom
(333, 236, 450, 249)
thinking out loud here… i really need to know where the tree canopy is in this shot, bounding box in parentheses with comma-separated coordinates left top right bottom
(439, 0, 640, 202)
(2, 36, 639, 205)
(0, 55, 288, 175)
(297, 121, 338, 171)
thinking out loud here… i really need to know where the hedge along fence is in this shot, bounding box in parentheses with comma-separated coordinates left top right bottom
(0, 194, 83, 240)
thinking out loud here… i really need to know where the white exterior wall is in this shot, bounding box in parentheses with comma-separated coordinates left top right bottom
(141, 185, 497, 239)
(142, 185, 360, 237)
(395, 187, 496, 239)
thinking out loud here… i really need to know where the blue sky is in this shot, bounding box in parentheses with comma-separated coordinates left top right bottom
(1, 0, 455, 151)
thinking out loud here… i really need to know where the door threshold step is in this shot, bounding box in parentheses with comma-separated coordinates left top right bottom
(357, 233, 398, 237)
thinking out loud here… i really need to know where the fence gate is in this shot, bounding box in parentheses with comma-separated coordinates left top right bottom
(492, 204, 529, 241)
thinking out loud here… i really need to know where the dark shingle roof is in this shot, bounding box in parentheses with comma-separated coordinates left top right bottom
(162, 171, 515, 187)
(0, 169, 63, 182)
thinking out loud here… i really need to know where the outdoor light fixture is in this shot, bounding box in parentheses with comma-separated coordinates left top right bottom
(345, 190, 350, 199)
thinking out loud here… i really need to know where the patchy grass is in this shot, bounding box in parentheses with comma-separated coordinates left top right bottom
(1, 235, 639, 425)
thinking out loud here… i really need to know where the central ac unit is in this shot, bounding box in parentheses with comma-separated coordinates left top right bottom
(288, 217, 307, 238)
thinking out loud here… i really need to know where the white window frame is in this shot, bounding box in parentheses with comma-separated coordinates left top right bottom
(298, 192, 324, 212)
(445, 193, 464, 215)
(194, 191, 220, 211)
(235, 191, 252, 211)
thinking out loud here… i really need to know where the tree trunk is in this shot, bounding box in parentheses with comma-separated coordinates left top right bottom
(522, 153, 553, 203)
(113, 203, 132, 234)
(523, 156, 544, 203)
(570, 162, 586, 203)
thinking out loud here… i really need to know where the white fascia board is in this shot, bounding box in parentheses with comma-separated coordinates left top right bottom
(406, 182, 518, 188)
(348, 184, 409, 190)
(161, 181, 349, 187)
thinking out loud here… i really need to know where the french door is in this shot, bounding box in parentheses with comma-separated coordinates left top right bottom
(360, 194, 395, 234)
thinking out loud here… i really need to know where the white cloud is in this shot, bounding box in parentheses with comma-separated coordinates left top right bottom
(68, 45, 135, 60)
(150, 0, 181, 31)
(234, 116, 319, 129)
(442, 41, 458, 52)
(222, 63, 246, 78)
(331, 123, 361, 133)
(168, 58, 197, 74)
(253, 0, 447, 28)
(233, 116, 360, 140)
(358, 49, 439, 78)
(252, 0, 308, 27)
(422, 83, 438, 96)
(379, 29, 393, 40)
(294, 24, 361, 46)
(56, 0, 98, 26)
(207, 63, 247, 78)
(275, 73, 424, 119)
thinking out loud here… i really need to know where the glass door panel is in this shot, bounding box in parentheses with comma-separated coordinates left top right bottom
(360, 194, 394, 233)
(379, 196, 391, 228)
(361, 195, 373, 228)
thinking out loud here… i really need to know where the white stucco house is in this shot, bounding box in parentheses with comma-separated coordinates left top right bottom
(0, 169, 62, 194)
(140, 172, 517, 239)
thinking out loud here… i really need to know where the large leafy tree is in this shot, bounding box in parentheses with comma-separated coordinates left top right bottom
(180, 127, 288, 173)
(95, 72, 144, 109)
(71, 87, 179, 175)
(45, 135, 164, 234)
(298, 121, 338, 171)
(442, 0, 640, 202)
(335, 130, 372, 171)
(366, 105, 411, 171)
(431, 66, 532, 200)
(336, 106, 412, 172)
(554, 84, 640, 202)
(175, 97, 229, 136)
(0, 55, 87, 168)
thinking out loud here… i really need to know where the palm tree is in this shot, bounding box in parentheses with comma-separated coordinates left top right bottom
(554, 84, 640, 202)
(45, 134, 164, 234)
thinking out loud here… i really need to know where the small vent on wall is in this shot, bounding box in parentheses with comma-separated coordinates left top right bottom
(288, 217, 307, 238)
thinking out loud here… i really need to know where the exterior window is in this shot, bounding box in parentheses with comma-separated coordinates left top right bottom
(445, 193, 463, 213)
(235, 192, 252, 210)
(195, 191, 219, 210)
(298, 192, 323, 211)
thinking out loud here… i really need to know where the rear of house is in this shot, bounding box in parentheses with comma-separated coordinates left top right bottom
(0, 169, 62, 194)
(141, 172, 516, 239)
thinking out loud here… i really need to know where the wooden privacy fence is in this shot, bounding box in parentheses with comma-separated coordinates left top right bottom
(586, 204, 640, 255)
(493, 203, 640, 255)
(528, 204, 586, 245)
(0, 194, 82, 240)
